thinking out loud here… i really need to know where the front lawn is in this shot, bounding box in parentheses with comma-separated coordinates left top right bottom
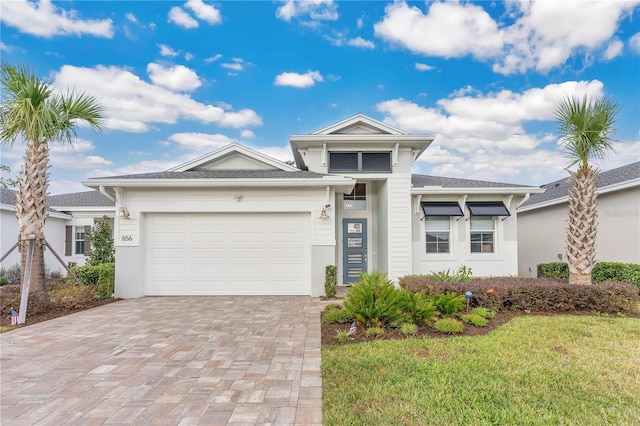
(323, 315, 640, 425)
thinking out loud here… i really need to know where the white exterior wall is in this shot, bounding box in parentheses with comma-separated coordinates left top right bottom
(518, 187, 640, 276)
(412, 195, 520, 277)
(113, 187, 335, 298)
(387, 174, 413, 282)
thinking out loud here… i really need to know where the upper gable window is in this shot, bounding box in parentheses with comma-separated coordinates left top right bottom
(328, 152, 391, 173)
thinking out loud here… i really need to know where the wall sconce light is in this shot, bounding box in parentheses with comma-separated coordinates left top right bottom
(557, 253, 563, 261)
(120, 207, 130, 219)
(234, 195, 244, 202)
(319, 204, 331, 219)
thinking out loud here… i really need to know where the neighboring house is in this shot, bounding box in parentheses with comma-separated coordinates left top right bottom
(0, 188, 115, 273)
(84, 114, 543, 298)
(518, 161, 640, 277)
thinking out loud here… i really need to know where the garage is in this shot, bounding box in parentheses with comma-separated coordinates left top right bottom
(145, 213, 311, 295)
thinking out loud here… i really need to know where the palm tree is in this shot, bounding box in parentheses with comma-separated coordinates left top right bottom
(0, 62, 104, 295)
(555, 95, 619, 285)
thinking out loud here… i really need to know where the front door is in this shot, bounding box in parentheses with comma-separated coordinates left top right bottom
(342, 219, 367, 285)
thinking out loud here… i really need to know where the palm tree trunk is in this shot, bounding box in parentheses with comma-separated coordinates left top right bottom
(566, 165, 597, 285)
(16, 142, 49, 296)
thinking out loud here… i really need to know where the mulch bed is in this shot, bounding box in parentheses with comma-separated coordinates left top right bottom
(1, 298, 121, 328)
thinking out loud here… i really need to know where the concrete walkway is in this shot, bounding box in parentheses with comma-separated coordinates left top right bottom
(0, 296, 323, 425)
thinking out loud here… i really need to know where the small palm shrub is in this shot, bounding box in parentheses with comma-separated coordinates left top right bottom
(335, 330, 350, 343)
(471, 307, 495, 319)
(343, 272, 407, 328)
(400, 291, 438, 325)
(426, 266, 473, 283)
(434, 318, 463, 334)
(432, 292, 465, 316)
(459, 313, 488, 327)
(400, 323, 417, 335)
(365, 327, 384, 337)
(323, 304, 352, 324)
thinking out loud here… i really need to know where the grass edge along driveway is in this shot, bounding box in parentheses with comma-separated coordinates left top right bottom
(322, 315, 640, 426)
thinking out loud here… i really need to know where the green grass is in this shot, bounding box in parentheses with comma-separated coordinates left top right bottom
(323, 315, 640, 426)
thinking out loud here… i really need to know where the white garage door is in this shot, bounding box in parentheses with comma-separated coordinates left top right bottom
(145, 213, 311, 295)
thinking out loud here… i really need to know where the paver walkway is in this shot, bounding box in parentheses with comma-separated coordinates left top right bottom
(0, 296, 323, 425)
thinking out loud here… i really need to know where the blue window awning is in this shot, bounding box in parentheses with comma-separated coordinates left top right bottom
(467, 202, 510, 217)
(421, 202, 464, 217)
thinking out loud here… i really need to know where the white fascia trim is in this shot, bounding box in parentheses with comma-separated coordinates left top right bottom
(168, 142, 299, 172)
(311, 113, 408, 135)
(82, 176, 356, 189)
(290, 134, 435, 143)
(50, 206, 116, 213)
(411, 187, 544, 195)
(1, 203, 72, 219)
(518, 178, 640, 212)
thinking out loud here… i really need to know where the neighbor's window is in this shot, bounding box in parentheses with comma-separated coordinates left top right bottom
(343, 183, 366, 210)
(426, 216, 450, 253)
(75, 226, 86, 255)
(470, 217, 495, 253)
(328, 152, 391, 173)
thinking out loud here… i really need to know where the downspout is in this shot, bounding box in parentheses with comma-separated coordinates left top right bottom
(99, 186, 115, 203)
(516, 193, 530, 209)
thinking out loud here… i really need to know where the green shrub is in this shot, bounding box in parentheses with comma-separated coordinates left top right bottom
(343, 272, 407, 328)
(49, 285, 97, 310)
(0, 264, 21, 285)
(86, 216, 115, 266)
(538, 262, 569, 279)
(96, 263, 115, 300)
(335, 330, 350, 343)
(425, 266, 473, 283)
(323, 305, 352, 324)
(471, 307, 495, 319)
(592, 262, 640, 291)
(398, 275, 639, 315)
(460, 313, 488, 327)
(325, 265, 337, 298)
(434, 318, 463, 334)
(365, 327, 384, 337)
(400, 291, 438, 325)
(431, 292, 466, 316)
(400, 323, 416, 335)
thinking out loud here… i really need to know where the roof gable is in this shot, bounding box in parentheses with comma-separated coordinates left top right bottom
(311, 113, 407, 136)
(168, 143, 298, 172)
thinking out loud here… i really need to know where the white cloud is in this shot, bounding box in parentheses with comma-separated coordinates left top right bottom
(347, 37, 375, 49)
(374, 2, 503, 59)
(221, 62, 243, 71)
(254, 146, 295, 163)
(374, 1, 640, 75)
(167, 132, 236, 152)
(274, 70, 323, 88)
(276, 0, 338, 22)
(125, 13, 138, 23)
(603, 39, 624, 61)
(0, 42, 13, 52)
(240, 130, 256, 139)
(205, 54, 222, 63)
(357, 17, 364, 29)
(53, 64, 262, 132)
(168, 6, 198, 29)
(0, 0, 114, 38)
(415, 63, 434, 71)
(114, 160, 181, 176)
(415, 145, 463, 164)
(630, 32, 640, 54)
(185, 52, 194, 61)
(158, 44, 179, 57)
(185, 0, 221, 25)
(147, 63, 202, 92)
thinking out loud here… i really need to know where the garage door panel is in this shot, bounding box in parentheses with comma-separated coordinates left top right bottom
(146, 213, 310, 295)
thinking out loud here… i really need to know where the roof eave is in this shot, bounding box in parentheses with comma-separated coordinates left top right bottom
(83, 176, 356, 189)
(411, 187, 544, 195)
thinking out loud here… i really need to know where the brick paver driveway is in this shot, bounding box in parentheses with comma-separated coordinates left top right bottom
(0, 296, 323, 425)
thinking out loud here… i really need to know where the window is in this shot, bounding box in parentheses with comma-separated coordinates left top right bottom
(343, 183, 366, 210)
(426, 216, 450, 253)
(75, 226, 86, 255)
(470, 217, 495, 253)
(328, 152, 391, 173)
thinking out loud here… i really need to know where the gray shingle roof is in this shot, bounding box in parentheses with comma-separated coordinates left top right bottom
(521, 162, 640, 208)
(0, 187, 17, 205)
(411, 174, 533, 189)
(48, 190, 114, 207)
(88, 170, 329, 180)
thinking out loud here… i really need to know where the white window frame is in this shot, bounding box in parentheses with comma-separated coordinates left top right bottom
(470, 216, 495, 253)
(425, 216, 451, 254)
(75, 226, 86, 255)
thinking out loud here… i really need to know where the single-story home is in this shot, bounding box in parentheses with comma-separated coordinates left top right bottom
(84, 114, 543, 298)
(0, 188, 115, 272)
(517, 161, 640, 276)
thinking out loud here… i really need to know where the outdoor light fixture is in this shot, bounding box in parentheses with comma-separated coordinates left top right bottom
(319, 204, 331, 219)
(234, 195, 244, 202)
(120, 207, 130, 219)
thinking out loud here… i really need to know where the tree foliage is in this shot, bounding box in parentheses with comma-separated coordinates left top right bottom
(86, 216, 115, 266)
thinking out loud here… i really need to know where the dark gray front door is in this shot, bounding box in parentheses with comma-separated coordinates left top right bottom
(343, 219, 367, 284)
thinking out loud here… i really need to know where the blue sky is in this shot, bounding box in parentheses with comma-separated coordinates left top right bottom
(1, 0, 639, 194)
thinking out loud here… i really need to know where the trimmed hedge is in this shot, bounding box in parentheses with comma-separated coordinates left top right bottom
(68, 263, 115, 300)
(398, 275, 639, 315)
(538, 261, 640, 292)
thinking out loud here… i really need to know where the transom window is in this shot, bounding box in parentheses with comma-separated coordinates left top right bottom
(470, 217, 495, 253)
(343, 183, 366, 210)
(426, 216, 450, 253)
(75, 226, 86, 255)
(328, 152, 391, 173)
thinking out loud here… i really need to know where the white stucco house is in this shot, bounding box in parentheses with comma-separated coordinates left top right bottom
(0, 188, 115, 273)
(84, 114, 543, 298)
(518, 161, 640, 277)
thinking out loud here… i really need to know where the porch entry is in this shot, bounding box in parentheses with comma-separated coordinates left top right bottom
(342, 219, 367, 285)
